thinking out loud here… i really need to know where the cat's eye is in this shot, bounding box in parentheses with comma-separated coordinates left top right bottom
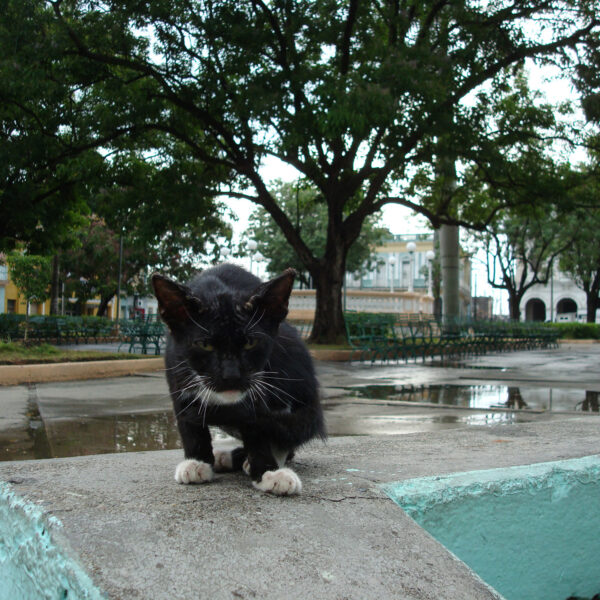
(244, 338, 258, 350)
(192, 339, 214, 351)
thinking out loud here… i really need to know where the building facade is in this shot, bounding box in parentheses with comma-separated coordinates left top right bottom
(521, 270, 599, 323)
(0, 263, 52, 316)
(289, 233, 473, 318)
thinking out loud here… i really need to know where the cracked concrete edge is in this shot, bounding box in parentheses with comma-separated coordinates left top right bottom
(0, 358, 164, 386)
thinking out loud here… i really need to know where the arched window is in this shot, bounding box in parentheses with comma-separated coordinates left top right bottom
(556, 298, 577, 314)
(525, 298, 546, 322)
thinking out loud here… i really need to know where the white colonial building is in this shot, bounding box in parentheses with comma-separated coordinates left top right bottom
(521, 269, 598, 323)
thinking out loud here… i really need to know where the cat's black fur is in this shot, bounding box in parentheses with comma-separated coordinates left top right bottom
(152, 264, 325, 491)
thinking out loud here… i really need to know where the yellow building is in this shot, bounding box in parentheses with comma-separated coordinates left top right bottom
(0, 264, 51, 315)
(0, 263, 113, 317)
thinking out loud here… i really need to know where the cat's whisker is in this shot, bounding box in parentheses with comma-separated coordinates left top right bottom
(252, 376, 296, 400)
(162, 359, 189, 372)
(243, 308, 260, 333)
(174, 375, 206, 399)
(245, 308, 266, 333)
(251, 378, 292, 409)
(249, 381, 272, 412)
(183, 306, 208, 332)
(253, 370, 304, 382)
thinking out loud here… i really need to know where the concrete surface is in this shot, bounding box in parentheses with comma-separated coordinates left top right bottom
(2, 420, 600, 600)
(1, 344, 600, 599)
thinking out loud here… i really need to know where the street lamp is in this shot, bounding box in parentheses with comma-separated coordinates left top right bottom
(406, 241, 417, 292)
(247, 240, 258, 273)
(426, 249, 435, 296)
(253, 251, 264, 277)
(389, 255, 396, 293)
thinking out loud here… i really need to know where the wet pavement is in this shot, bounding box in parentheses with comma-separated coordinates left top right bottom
(1, 343, 599, 461)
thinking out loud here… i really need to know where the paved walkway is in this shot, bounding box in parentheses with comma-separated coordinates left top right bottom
(1, 343, 599, 599)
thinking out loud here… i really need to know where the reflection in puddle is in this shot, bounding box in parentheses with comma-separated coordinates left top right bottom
(1, 384, 598, 462)
(349, 384, 599, 413)
(0, 412, 182, 463)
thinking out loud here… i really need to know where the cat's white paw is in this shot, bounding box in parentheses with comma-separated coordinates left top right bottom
(174, 459, 214, 484)
(213, 449, 233, 472)
(253, 468, 302, 496)
(242, 458, 251, 475)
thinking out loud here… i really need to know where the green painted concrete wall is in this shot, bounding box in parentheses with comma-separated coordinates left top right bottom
(0, 482, 105, 600)
(383, 456, 600, 600)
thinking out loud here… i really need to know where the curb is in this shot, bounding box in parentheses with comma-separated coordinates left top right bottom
(309, 348, 355, 361)
(0, 358, 164, 386)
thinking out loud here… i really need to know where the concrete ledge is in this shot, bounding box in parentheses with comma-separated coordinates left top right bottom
(0, 358, 163, 386)
(2, 420, 600, 599)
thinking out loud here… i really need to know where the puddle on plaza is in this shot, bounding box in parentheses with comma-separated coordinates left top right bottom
(0, 384, 598, 462)
(348, 383, 600, 413)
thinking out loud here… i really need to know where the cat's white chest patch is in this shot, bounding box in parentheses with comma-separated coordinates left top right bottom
(211, 390, 245, 405)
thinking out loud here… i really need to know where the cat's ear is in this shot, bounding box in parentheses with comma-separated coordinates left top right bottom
(244, 268, 296, 323)
(151, 273, 202, 330)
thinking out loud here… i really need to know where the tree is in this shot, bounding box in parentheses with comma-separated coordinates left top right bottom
(475, 207, 570, 320)
(248, 180, 388, 286)
(7, 0, 600, 341)
(6, 252, 52, 339)
(558, 200, 600, 323)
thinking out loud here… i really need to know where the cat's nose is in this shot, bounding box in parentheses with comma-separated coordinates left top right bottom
(220, 359, 242, 389)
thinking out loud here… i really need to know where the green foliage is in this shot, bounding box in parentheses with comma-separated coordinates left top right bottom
(4, 0, 600, 341)
(547, 322, 600, 340)
(556, 170, 600, 321)
(248, 180, 388, 284)
(5, 252, 52, 304)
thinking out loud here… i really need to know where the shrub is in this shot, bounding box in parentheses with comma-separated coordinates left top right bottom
(547, 322, 600, 339)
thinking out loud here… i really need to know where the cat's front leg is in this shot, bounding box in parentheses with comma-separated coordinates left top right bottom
(244, 442, 302, 496)
(213, 446, 247, 472)
(174, 418, 214, 484)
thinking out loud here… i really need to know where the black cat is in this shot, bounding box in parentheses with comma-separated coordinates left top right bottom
(151, 264, 325, 496)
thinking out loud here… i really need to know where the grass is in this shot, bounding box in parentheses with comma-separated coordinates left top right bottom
(0, 342, 150, 365)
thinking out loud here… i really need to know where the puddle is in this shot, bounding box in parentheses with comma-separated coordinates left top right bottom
(348, 383, 600, 412)
(1, 384, 598, 462)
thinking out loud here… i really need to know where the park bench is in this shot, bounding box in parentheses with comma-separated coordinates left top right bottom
(118, 315, 166, 355)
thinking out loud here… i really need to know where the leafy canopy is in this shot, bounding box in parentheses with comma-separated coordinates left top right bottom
(248, 180, 388, 284)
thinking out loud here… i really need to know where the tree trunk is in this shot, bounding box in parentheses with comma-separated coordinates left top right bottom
(586, 291, 598, 323)
(50, 254, 60, 315)
(97, 292, 115, 318)
(308, 259, 347, 345)
(508, 293, 522, 321)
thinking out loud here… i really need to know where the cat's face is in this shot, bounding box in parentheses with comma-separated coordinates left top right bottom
(152, 269, 295, 405)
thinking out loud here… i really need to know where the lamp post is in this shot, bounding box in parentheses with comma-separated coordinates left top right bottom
(253, 251, 264, 277)
(406, 241, 416, 292)
(247, 240, 257, 273)
(426, 249, 435, 296)
(389, 255, 396, 293)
